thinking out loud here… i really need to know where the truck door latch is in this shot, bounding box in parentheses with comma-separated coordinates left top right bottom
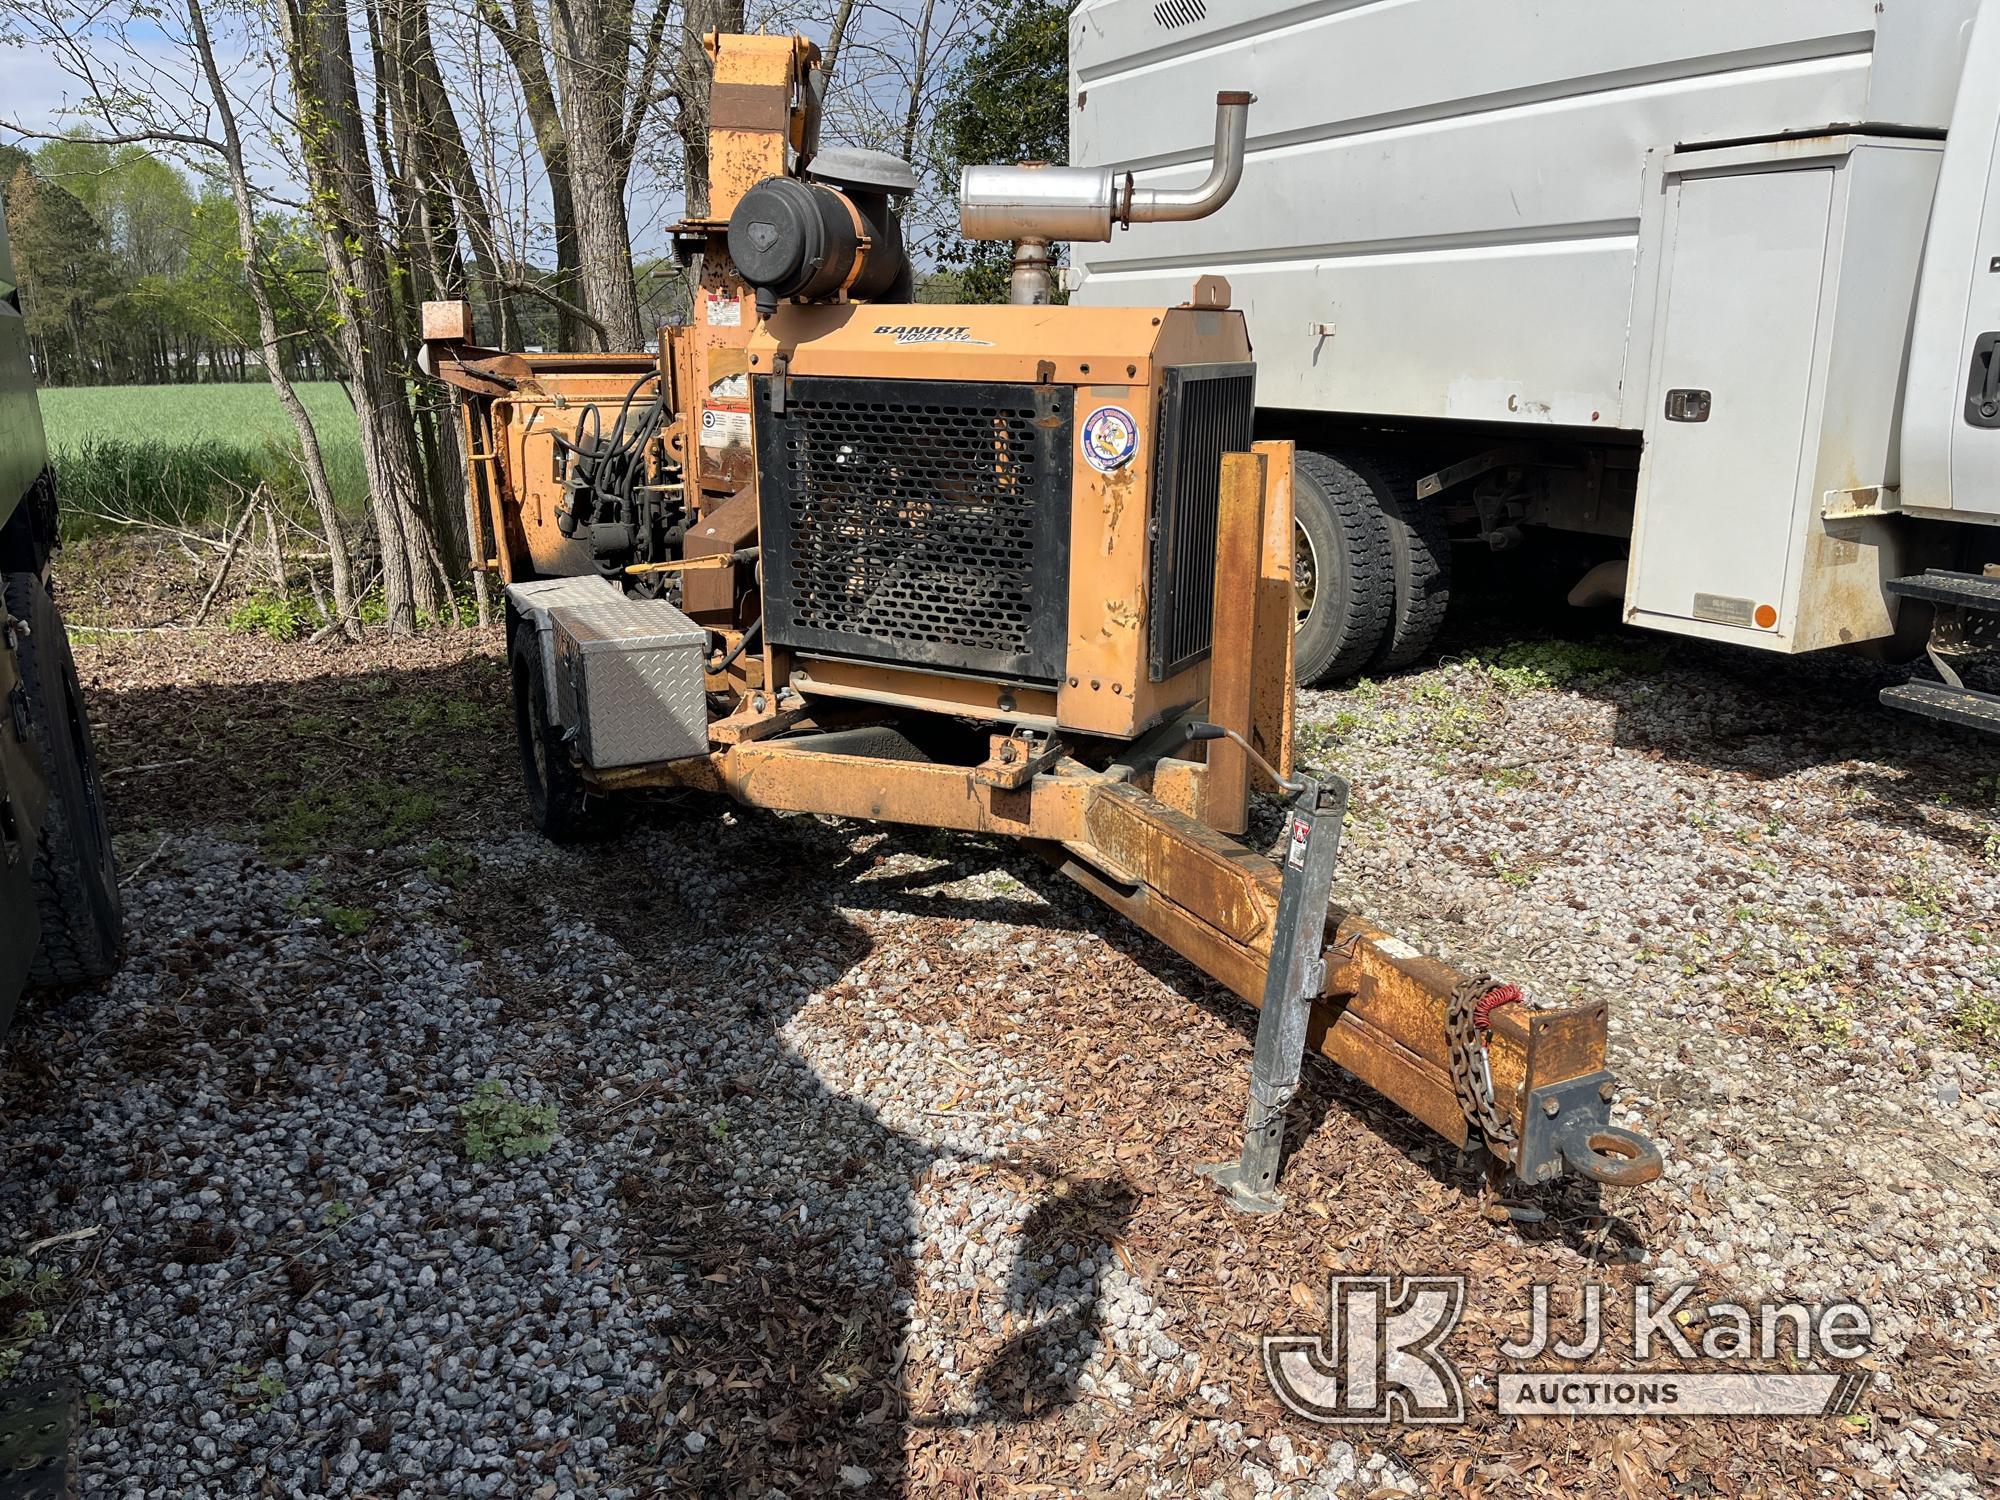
(1968, 332, 2000, 429)
(1665, 388, 1712, 423)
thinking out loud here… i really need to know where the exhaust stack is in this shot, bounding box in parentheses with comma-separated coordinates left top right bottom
(959, 92, 1252, 304)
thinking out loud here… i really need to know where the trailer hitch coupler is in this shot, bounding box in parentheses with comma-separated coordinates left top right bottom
(1557, 1122, 1663, 1188)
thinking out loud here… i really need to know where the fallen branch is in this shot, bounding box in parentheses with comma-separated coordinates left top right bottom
(21, 1225, 101, 1257)
(105, 758, 198, 778)
(190, 497, 261, 626)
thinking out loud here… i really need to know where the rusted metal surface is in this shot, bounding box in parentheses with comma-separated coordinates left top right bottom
(701, 32, 817, 219)
(788, 657, 1061, 730)
(1148, 756, 1206, 820)
(722, 743, 1095, 837)
(679, 487, 758, 625)
(1204, 450, 1264, 833)
(970, 730, 1065, 791)
(459, 401, 503, 577)
(1249, 438, 1297, 795)
(420, 299, 472, 342)
(1082, 782, 1273, 948)
(705, 693, 808, 746)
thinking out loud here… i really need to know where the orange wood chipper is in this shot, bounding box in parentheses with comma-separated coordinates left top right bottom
(420, 31, 1661, 1214)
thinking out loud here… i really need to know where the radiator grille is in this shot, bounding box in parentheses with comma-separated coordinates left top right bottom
(1147, 363, 1257, 680)
(755, 375, 1072, 681)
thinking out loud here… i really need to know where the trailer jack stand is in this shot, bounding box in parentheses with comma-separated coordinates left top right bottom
(1201, 774, 1349, 1214)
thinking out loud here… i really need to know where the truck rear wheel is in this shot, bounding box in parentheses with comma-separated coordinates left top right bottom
(508, 617, 604, 843)
(1293, 449, 1452, 684)
(1360, 453, 1453, 672)
(1293, 450, 1392, 685)
(5, 573, 122, 988)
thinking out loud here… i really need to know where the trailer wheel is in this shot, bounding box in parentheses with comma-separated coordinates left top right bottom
(1292, 450, 1393, 685)
(508, 620, 603, 844)
(5, 573, 123, 988)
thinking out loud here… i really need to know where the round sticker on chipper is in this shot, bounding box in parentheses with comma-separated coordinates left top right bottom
(1081, 405, 1139, 473)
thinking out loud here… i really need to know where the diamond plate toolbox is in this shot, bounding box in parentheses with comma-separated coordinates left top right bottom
(505, 575, 623, 718)
(547, 596, 709, 768)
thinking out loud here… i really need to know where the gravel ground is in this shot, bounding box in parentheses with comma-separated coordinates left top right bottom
(2, 601, 1996, 1498)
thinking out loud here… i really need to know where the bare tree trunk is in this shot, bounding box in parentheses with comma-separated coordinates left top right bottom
(277, 0, 441, 632)
(479, 0, 583, 348)
(390, 0, 519, 346)
(822, 0, 859, 85)
(549, 0, 644, 350)
(186, 0, 359, 638)
(901, 0, 940, 163)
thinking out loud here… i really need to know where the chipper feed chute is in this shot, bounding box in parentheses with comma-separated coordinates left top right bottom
(419, 29, 1662, 1212)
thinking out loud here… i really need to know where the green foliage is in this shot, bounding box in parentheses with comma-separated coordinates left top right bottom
(1474, 638, 1669, 694)
(1894, 864, 1952, 931)
(263, 778, 439, 857)
(227, 593, 310, 641)
(418, 841, 478, 887)
(0, 1256, 66, 1383)
(227, 1365, 286, 1409)
(460, 1082, 559, 1164)
(1953, 992, 2000, 1052)
(4, 139, 340, 389)
(319, 904, 376, 937)
(931, 1, 1075, 303)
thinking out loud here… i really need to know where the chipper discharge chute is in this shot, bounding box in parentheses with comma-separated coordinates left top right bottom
(420, 30, 1662, 1212)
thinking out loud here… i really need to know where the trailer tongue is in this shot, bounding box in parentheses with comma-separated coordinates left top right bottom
(423, 29, 1662, 1211)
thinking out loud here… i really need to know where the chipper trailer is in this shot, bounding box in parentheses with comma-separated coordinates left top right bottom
(419, 31, 1663, 1214)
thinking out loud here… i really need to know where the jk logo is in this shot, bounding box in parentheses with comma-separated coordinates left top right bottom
(1263, 1275, 1467, 1424)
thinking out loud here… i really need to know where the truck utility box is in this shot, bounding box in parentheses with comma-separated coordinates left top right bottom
(1627, 134, 1940, 651)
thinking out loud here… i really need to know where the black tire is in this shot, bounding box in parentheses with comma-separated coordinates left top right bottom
(6, 573, 122, 987)
(508, 618, 603, 843)
(1358, 453, 1453, 672)
(1292, 450, 1393, 685)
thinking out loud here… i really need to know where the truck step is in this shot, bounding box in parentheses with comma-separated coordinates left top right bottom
(0, 1380, 76, 1500)
(1884, 569, 2000, 613)
(1880, 679, 2000, 735)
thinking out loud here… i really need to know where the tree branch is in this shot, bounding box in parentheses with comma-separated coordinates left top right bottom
(501, 277, 607, 342)
(0, 120, 223, 152)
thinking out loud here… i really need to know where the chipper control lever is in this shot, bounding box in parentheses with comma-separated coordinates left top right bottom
(1201, 773, 1350, 1214)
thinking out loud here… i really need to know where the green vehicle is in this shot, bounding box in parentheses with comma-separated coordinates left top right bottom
(0, 202, 122, 1035)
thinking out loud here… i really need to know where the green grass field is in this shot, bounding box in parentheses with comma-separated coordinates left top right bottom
(39, 382, 370, 537)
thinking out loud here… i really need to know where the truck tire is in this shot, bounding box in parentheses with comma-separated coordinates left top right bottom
(5, 573, 122, 988)
(1292, 450, 1393, 685)
(508, 619, 603, 843)
(1359, 453, 1453, 672)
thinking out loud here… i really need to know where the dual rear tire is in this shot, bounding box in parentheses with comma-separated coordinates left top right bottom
(1291, 448, 1452, 686)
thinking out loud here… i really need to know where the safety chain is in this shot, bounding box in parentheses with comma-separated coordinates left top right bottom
(1446, 974, 1520, 1150)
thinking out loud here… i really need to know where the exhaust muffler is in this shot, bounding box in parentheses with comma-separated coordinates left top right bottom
(959, 92, 1252, 303)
